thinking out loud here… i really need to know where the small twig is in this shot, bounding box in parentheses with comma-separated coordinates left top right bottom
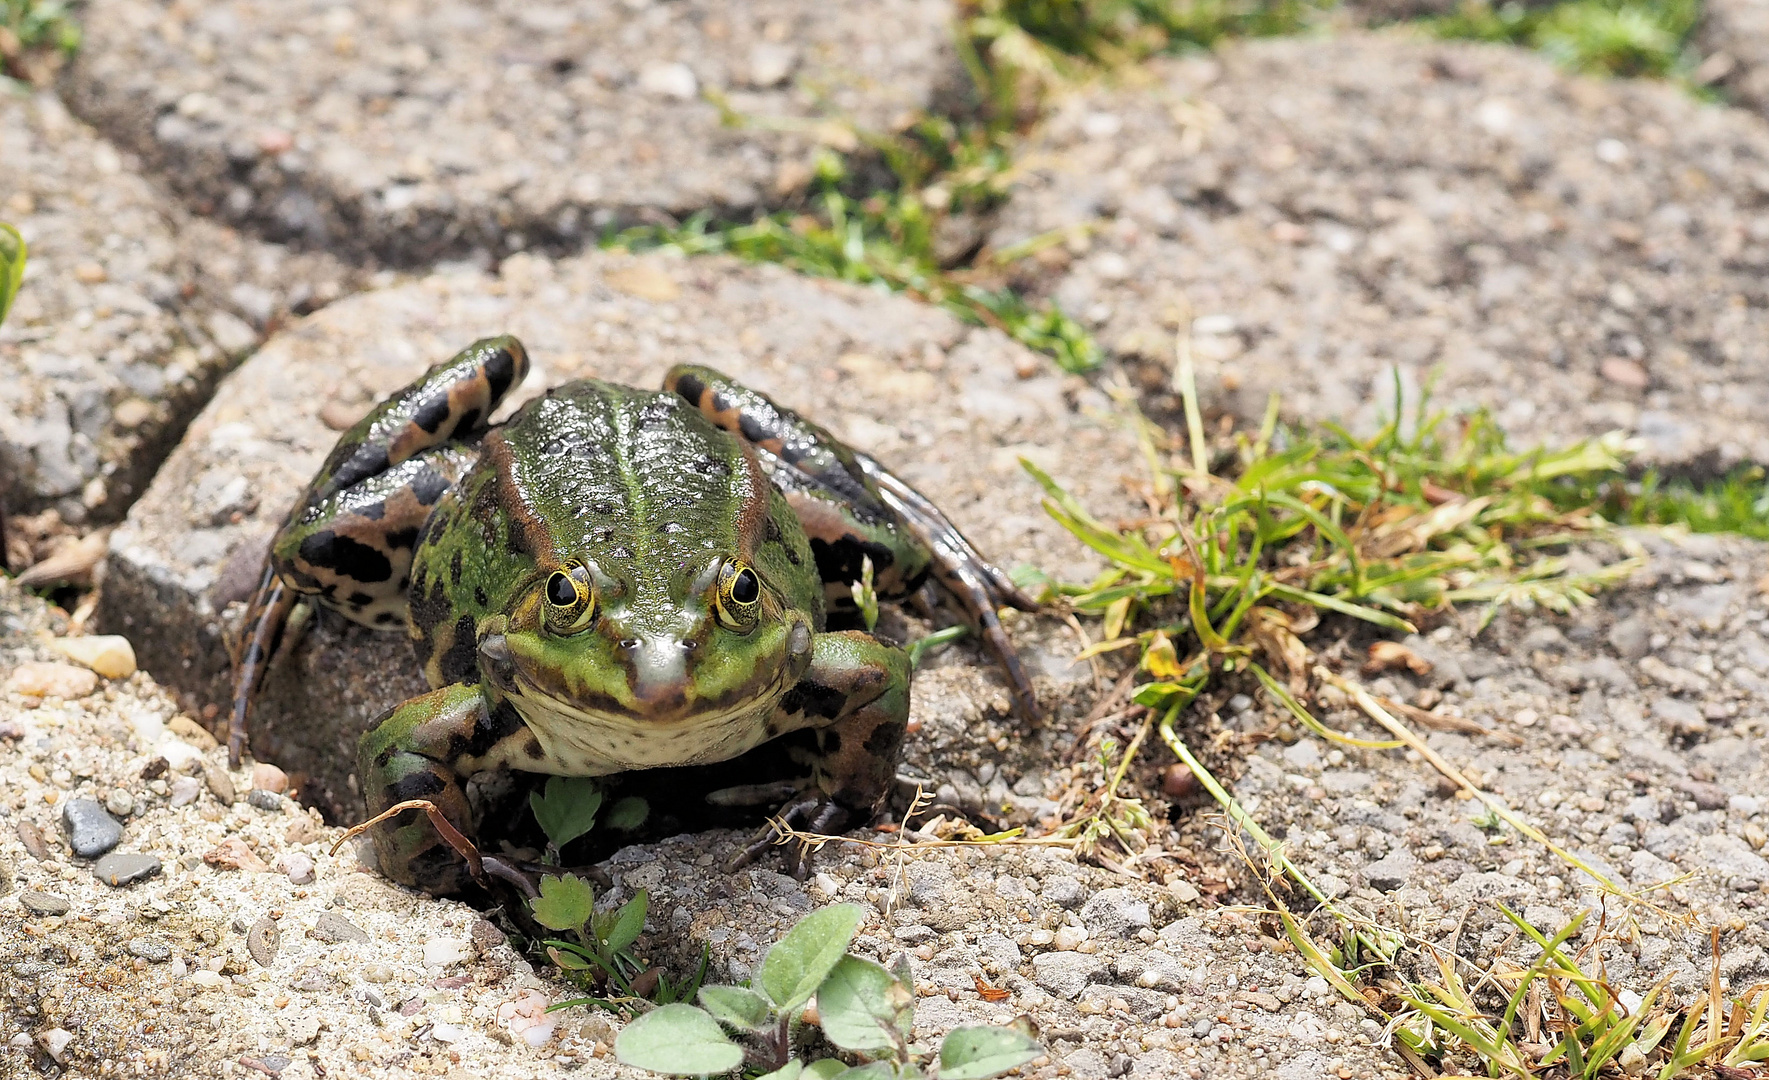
(330, 798, 486, 883)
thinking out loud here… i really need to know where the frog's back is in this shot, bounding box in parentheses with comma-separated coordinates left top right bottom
(408, 379, 820, 684)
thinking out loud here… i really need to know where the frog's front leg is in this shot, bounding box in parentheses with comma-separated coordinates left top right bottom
(732, 630, 910, 879)
(355, 682, 533, 895)
(228, 336, 530, 765)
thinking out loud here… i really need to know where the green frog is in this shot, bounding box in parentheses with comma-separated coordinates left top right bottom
(228, 336, 1038, 894)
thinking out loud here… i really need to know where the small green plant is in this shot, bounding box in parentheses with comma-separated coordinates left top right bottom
(614, 903, 1041, 1078)
(532, 872, 707, 1012)
(529, 774, 649, 862)
(1, 0, 81, 84)
(0, 222, 22, 327)
(1428, 0, 1702, 81)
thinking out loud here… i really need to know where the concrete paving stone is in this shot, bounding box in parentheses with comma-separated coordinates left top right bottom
(65, 0, 969, 264)
(988, 31, 1769, 468)
(0, 90, 356, 523)
(96, 249, 1138, 819)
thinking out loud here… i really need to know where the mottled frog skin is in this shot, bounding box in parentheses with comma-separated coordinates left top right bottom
(229, 337, 1037, 894)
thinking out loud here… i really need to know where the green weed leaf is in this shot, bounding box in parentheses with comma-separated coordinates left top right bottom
(0, 223, 24, 328)
(603, 889, 648, 954)
(529, 873, 597, 933)
(697, 984, 773, 1032)
(529, 776, 604, 850)
(757, 903, 864, 1013)
(753, 1062, 803, 1080)
(613, 1003, 744, 1076)
(937, 1025, 1042, 1079)
(545, 944, 595, 971)
(605, 796, 650, 831)
(816, 955, 913, 1052)
(803, 1062, 849, 1080)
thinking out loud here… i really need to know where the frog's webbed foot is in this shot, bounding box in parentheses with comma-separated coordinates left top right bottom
(727, 789, 850, 880)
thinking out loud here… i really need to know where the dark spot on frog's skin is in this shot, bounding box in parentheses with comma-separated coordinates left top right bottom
(672, 371, 706, 406)
(864, 722, 901, 758)
(739, 412, 770, 446)
(409, 578, 450, 639)
(474, 586, 488, 606)
(780, 679, 847, 721)
(347, 591, 374, 609)
(483, 345, 520, 400)
(436, 615, 481, 685)
(809, 536, 894, 585)
(374, 612, 401, 626)
(388, 769, 447, 802)
(456, 699, 523, 762)
(449, 549, 464, 585)
(299, 530, 393, 584)
(820, 729, 842, 755)
(412, 395, 453, 436)
(356, 500, 386, 521)
(412, 467, 451, 506)
(452, 408, 481, 438)
(386, 526, 420, 550)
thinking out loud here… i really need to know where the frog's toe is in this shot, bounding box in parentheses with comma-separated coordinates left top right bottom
(727, 790, 850, 880)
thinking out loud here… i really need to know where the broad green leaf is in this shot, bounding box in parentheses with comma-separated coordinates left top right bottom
(603, 889, 649, 954)
(529, 873, 597, 933)
(757, 903, 863, 1013)
(825, 1064, 895, 1080)
(937, 1025, 1042, 1080)
(613, 1004, 744, 1076)
(816, 956, 912, 1052)
(605, 796, 650, 831)
(0, 224, 23, 328)
(529, 776, 603, 850)
(803, 1062, 848, 1080)
(753, 1062, 803, 1080)
(698, 985, 773, 1032)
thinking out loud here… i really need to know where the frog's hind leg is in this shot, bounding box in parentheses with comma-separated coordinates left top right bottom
(227, 337, 531, 765)
(666, 364, 1042, 720)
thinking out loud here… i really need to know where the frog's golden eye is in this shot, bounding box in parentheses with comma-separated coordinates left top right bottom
(543, 565, 597, 634)
(715, 560, 762, 632)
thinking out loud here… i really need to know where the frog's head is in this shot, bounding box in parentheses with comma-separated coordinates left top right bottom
(478, 550, 815, 731)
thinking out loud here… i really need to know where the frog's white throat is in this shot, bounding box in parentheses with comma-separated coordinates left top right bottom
(505, 683, 787, 776)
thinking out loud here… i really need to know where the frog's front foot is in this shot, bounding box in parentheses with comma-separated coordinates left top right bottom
(728, 789, 851, 880)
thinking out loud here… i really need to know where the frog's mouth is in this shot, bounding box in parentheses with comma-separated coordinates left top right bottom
(503, 671, 793, 776)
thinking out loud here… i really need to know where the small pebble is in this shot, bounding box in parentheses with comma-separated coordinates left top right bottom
(5, 661, 98, 699)
(93, 852, 162, 887)
(189, 970, 226, 989)
(1053, 926, 1089, 951)
(62, 798, 125, 858)
(1162, 763, 1201, 799)
(252, 762, 289, 794)
(169, 775, 203, 807)
(423, 938, 472, 966)
(203, 762, 237, 806)
(204, 838, 270, 872)
(312, 912, 370, 944)
(38, 1028, 72, 1064)
(19, 890, 71, 916)
(17, 821, 49, 860)
(105, 789, 135, 818)
(470, 919, 506, 950)
(140, 757, 169, 780)
(248, 916, 281, 967)
(361, 963, 395, 983)
(48, 635, 137, 678)
(247, 789, 284, 812)
(278, 852, 316, 885)
(128, 938, 172, 963)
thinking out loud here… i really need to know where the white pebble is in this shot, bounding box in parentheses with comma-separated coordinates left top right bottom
(1053, 926, 1089, 951)
(423, 938, 472, 966)
(49, 635, 137, 678)
(169, 776, 203, 807)
(279, 852, 316, 885)
(189, 970, 226, 989)
(521, 1022, 556, 1048)
(38, 1028, 73, 1063)
(430, 1023, 465, 1044)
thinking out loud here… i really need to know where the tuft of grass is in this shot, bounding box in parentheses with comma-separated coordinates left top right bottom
(1, 0, 80, 85)
(1426, 0, 1704, 81)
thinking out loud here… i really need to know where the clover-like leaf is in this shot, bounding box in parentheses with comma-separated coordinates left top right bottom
(752, 1061, 803, 1080)
(801, 1063, 849, 1080)
(816, 956, 912, 1053)
(529, 873, 597, 933)
(603, 890, 648, 954)
(614, 1003, 744, 1076)
(605, 795, 650, 831)
(546, 944, 594, 971)
(698, 985, 773, 1033)
(936, 1025, 1042, 1080)
(0, 224, 24, 328)
(823, 1063, 895, 1080)
(757, 903, 864, 1013)
(529, 776, 604, 851)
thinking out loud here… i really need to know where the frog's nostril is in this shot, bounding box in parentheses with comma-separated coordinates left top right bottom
(620, 638, 640, 652)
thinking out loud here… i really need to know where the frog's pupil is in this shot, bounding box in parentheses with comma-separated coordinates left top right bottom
(547, 573, 578, 607)
(732, 568, 759, 605)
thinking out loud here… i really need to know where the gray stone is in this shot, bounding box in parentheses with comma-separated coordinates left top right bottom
(1031, 950, 1111, 999)
(19, 890, 71, 916)
(1113, 950, 1190, 991)
(67, 0, 967, 265)
(1698, 834, 1769, 883)
(99, 251, 1135, 819)
(1607, 617, 1652, 660)
(0, 91, 352, 523)
(92, 853, 162, 887)
(127, 937, 171, 962)
(61, 798, 124, 858)
(989, 33, 1769, 469)
(1079, 887, 1151, 938)
(1360, 850, 1418, 893)
(246, 789, 283, 812)
(1041, 876, 1089, 911)
(310, 913, 370, 944)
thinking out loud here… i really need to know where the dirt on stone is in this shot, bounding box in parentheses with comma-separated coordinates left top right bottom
(989, 30, 1769, 471)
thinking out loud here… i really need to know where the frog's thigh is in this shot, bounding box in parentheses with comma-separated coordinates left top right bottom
(273, 446, 473, 626)
(356, 684, 525, 894)
(774, 631, 910, 810)
(665, 364, 931, 599)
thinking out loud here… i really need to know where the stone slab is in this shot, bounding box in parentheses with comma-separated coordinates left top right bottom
(0, 90, 354, 523)
(97, 250, 1138, 819)
(65, 0, 968, 264)
(988, 32, 1769, 468)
